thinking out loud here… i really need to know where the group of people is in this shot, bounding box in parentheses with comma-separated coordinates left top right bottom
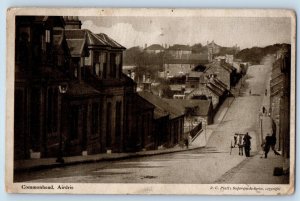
(233, 132, 280, 158)
(233, 132, 252, 157)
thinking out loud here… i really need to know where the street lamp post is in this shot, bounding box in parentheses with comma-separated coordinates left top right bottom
(259, 113, 263, 144)
(56, 83, 68, 163)
(204, 122, 207, 144)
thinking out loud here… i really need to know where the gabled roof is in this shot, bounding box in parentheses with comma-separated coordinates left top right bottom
(163, 99, 212, 116)
(96, 33, 125, 49)
(221, 62, 236, 72)
(131, 93, 155, 112)
(145, 44, 165, 51)
(206, 83, 224, 96)
(205, 41, 221, 48)
(205, 61, 235, 73)
(209, 77, 228, 91)
(64, 29, 125, 50)
(138, 91, 184, 119)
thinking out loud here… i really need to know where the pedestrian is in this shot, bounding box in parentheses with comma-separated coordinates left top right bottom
(238, 134, 244, 156)
(270, 133, 281, 156)
(265, 89, 267, 96)
(262, 134, 272, 158)
(262, 106, 266, 114)
(238, 144, 244, 156)
(234, 135, 237, 147)
(243, 132, 252, 157)
(184, 137, 189, 149)
(249, 89, 251, 95)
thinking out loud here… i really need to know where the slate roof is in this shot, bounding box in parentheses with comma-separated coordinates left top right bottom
(206, 83, 224, 96)
(130, 93, 155, 113)
(163, 99, 212, 116)
(66, 81, 101, 97)
(209, 77, 228, 91)
(205, 61, 235, 73)
(64, 29, 125, 50)
(96, 33, 125, 49)
(138, 92, 184, 119)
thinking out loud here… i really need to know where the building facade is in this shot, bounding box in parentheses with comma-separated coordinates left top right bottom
(270, 47, 291, 162)
(14, 16, 159, 160)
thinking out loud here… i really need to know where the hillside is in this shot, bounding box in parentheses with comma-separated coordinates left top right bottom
(236, 43, 291, 64)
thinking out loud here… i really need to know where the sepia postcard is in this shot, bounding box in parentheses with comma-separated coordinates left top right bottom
(5, 8, 296, 195)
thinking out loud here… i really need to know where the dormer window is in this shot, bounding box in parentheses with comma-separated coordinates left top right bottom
(99, 52, 107, 78)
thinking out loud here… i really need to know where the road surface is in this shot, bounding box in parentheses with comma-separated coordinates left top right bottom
(15, 56, 273, 184)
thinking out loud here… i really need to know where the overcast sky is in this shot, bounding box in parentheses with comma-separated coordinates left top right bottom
(80, 16, 291, 49)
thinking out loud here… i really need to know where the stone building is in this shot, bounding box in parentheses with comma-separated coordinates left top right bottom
(164, 99, 214, 126)
(14, 16, 158, 160)
(138, 92, 185, 147)
(204, 59, 237, 90)
(185, 72, 227, 109)
(270, 47, 291, 162)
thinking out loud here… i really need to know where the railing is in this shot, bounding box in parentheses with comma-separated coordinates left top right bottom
(188, 122, 203, 139)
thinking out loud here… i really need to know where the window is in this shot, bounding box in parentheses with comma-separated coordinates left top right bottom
(74, 67, 78, 78)
(92, 103, 99, 134)
(95, 63, 100, 76)
(47, 87, 58, 135)
(45, 30, 51, 43)
(41, 35, 46, 52)
(110, 53, 116, 78)
(70, 105, 79, 140)
(99, 52, 107, 78)
(115, 54, 121, 78)
(115, 101, 122, 138)
(106, 102, 112, 148)
(57, 55, 63, 66)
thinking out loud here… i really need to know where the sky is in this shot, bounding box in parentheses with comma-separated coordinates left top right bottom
(81, 16, 291, 50)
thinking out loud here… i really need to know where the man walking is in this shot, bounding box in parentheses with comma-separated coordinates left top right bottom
(270, 133, 281, 155)
(243, 132, 252, 157)
(262, 134, 272, 158)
